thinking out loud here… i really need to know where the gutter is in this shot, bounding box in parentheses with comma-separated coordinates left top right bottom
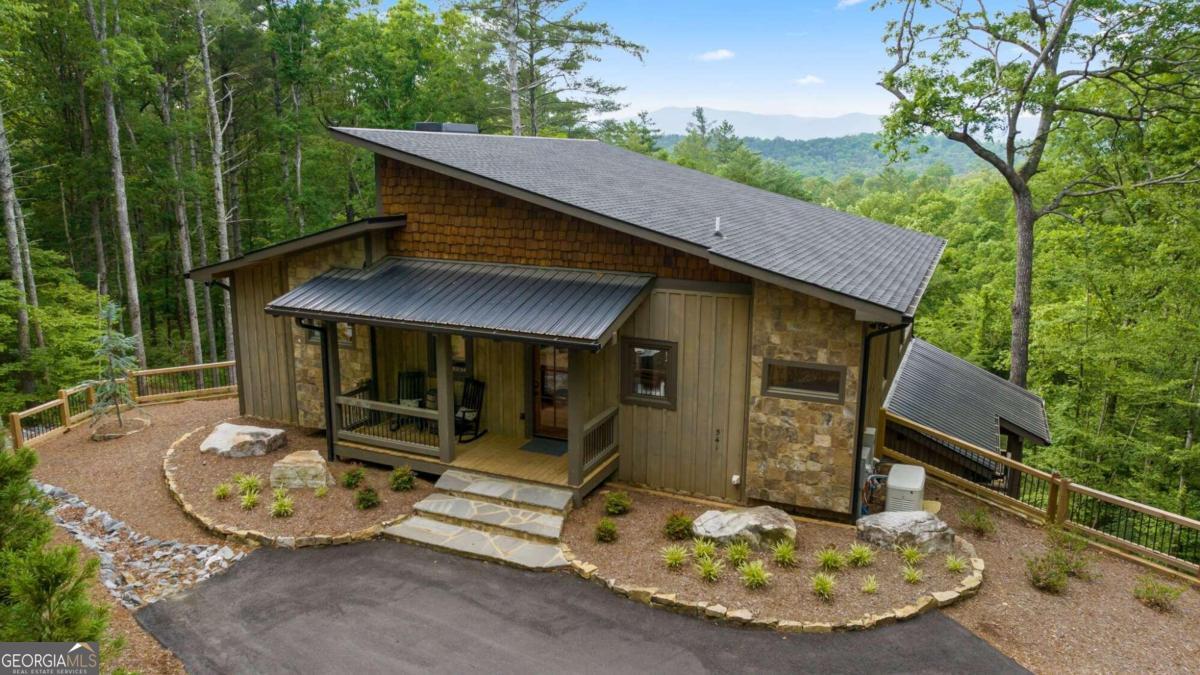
(850, 321, 910, 518)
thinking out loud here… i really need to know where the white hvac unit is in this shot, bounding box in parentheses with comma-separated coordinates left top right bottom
(886, 465, 926, 512)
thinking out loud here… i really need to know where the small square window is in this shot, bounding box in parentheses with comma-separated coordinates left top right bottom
(427, 334, 473, 380)
(762, 360, 844, 404)
(306, 323, 355, 348)
(621, 338, 677, 409)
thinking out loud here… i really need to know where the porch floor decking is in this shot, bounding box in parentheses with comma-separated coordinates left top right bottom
(336, 432, 575, 487)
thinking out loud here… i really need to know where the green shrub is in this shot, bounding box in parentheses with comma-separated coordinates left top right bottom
(1, 545, 107, 642)
(1133, 575, 1183, 612)
(1025, 553, 1068, 593)
(695, 557, 724, 583)
(945, 554, 968, 573)
(691, 538, 717, 560)
(960, 505, 996, 536)
(0, 448, 52, 558)
(902, 565, 923, 584)
(815, 547, 847, 572)
(314, 485, 329, 499)
(595, 518, 618, 543)
(847, 543, 876, 567)
(233, 472, 262, 495)
(810, 572, 836, 601)
(604, 491, 632, 515)
(725, 541, 752, 567)
(389, 466, 416, 492)
(664, 512, 693, 540)
(897, 544, 925, 566)
(770, 540, 796, 567)
(272, 487, 288, 501)
(341, 467, 366, 489)
(861, 574, 879, 595)
(355, 487, 380, 510)
(270, 493, 295, 518)
(1046, 528, 1093, 580)
(212, 483, 232, 501)
(661, 545, 688, 570)
(240, 491, 259, 510)
(738, 560, 772, 590)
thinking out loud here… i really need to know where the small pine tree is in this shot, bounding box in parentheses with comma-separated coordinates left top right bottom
(91, 302, 138, 429)
(0, 545, 108, 642)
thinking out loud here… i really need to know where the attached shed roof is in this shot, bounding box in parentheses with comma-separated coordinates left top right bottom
(265, 257, 653, 349)
(883, 338, 1052, 453)
(329, 127, 946, 321)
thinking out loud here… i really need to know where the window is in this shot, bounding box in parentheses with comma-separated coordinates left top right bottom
(762, 360, 845, 404)
(427, 334, 473, 380)
(306, 323, 355, 348)
(621, 338, 677, 409)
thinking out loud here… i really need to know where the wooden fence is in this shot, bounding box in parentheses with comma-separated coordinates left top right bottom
(879, 410, 1200, 584)
(6, 361, 237, 449)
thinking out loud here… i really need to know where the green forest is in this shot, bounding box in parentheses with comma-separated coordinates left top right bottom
(1, 0, 1198, 521)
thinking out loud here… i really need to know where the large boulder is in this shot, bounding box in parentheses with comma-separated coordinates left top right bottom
(200, 423, 287, 458)
(856, 510, 956, 554)
(692, 506, 797, 549)
(270, 450, 333, 489)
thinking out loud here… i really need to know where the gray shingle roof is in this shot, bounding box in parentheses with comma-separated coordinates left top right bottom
(330, 127, 945, 318)
(265, 257, 653, 348)
(883, 338, 1051, 453)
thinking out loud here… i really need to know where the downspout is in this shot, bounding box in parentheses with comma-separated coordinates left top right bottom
(851, 321, 910, 518)
(296, 317, 335, 460)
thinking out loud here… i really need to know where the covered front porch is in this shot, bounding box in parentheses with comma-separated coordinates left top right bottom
(267, 257, 650, 502)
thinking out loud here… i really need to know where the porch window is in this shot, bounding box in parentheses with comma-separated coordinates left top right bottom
(762, 360, 844, 404)
(427, 334, 473, 380)
(621, 338, 676, 409)
(305, 322, 355, 347)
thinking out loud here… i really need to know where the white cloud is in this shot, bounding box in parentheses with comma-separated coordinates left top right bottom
(836, 0, 869, 7)
(793, 74, 825, 86)
(695, 49, 735, 62)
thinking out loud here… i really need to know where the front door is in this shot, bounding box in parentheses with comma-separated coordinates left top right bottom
(533, 345, 569, 439)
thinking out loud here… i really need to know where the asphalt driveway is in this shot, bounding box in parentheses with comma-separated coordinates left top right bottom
(137, 540, 1025, 674)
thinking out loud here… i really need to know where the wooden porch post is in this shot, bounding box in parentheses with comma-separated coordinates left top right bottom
(321, 320, 342, 460)
(567, 348, 586, 487)
(435, 333, 455, 463)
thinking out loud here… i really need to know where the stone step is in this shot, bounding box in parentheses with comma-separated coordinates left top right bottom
(382, 516, 568, 571)
(414, 494, 563, 542)
(434, 470, 573, 514)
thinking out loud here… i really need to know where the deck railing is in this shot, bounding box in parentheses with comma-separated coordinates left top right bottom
(335, 395, 439, 457)
(880, 410, 1200, 583)
(6, 361, 237, 449)
(581, 406, 619, 476)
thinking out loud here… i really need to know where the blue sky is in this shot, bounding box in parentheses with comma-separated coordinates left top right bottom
(570, 0, 904, 118)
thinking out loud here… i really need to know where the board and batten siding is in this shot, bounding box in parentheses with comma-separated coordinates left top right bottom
(232, 260, 298, 423)
(617, 286, 752, 502)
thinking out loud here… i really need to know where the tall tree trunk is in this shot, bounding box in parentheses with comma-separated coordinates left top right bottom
(14, 200, 45, 348)
(268, 47, 296, 234)
(83, 0, 146, 367)
(222, 75, 242, 256)
(59, 179, 78, 273)
(159, 81, 204, 379)
(182, 73, 218, 363)
(79, 79, 108, 297)
(290, 82, 305, 233)
(503, 0, 523, 136)
(0, 101, 33, 394)
(1010, 188, 1035, 388)
(195, 2, 236, 367)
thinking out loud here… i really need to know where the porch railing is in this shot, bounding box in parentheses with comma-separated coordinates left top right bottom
(581, 406, 619, 477)
(335, 395, 439, 457)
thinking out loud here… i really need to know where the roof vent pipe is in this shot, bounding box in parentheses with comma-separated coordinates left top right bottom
(714, 216, 723, 237)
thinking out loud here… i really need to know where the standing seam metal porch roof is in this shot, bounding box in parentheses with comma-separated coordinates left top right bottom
(265, 257, 654, 348)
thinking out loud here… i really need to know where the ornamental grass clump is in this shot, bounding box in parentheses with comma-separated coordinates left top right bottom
(604, 491, 632, 516)
(314, 485, 329, 499)
(815, 547, 847, 572)
(355, 487, 380, 510)
(1133, 575, 1183, 612)
(902, 565, 923, 584)
(389, 466, 416, 492)
(212, 482, 232, 501)
(945, 554, 968, 574)
(810, 572, 836, 601)
(691, 538, 717, 560)
(661, 545, 688, 570)
(960, 505, 996, 537)
(664, 512, 693, 540)
(270, 491, 295, 518)
(240, 490, 259, 510)
(770, 540, 796, 567)
(695, 556, 724, 583)
(738, 560, 771, 590)
(233, 472, 261, 496)
(861, 574, 879, 595)
(897, 544, 925, 567)
(847, 543, 875, 568)
(595, 518, 618, 543)
(724, 541, 752, 567)
(341, 467, 366, 489)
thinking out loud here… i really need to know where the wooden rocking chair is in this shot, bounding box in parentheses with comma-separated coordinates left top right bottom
(454, 378, 487, 442)
(389, 370, 427, 431)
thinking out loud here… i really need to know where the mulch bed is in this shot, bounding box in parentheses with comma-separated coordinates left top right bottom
(563, 488, 960, 624)
(170, 417, 433, 538)
(934, 484, 1200, 674)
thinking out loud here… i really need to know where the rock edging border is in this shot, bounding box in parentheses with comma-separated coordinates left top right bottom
(163, 425, 403, 549)
(557, 536, 983, 633)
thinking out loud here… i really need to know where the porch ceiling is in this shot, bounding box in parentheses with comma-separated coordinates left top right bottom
(266, 256, 653, 349)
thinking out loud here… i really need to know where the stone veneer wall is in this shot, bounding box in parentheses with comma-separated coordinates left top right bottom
(745, 281, 863, 515)
(287, 239, 374, 428)
(378, 158, 747, 282)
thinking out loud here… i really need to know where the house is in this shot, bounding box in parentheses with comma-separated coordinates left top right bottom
(188, 124, 1049, 518)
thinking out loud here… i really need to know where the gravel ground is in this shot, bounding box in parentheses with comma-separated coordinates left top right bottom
(935, 484, 1200, 674)
(171, 417, 434, 537)
(32, 398, 237, 545)
(563, 488, 960, 623)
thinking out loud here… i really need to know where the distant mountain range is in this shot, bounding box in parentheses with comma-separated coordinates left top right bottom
(643, 107, 882, 140)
